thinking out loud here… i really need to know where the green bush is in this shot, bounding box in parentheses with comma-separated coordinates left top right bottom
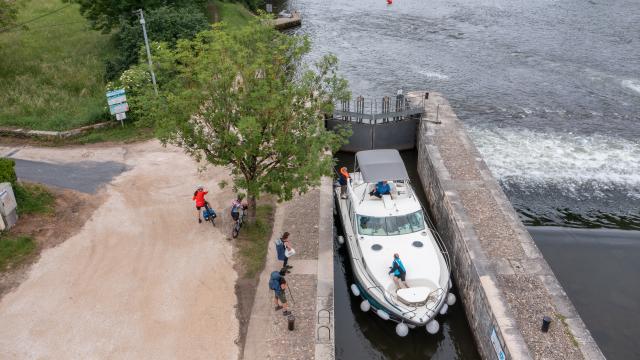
(0, 158, 17, 186)
(104, 5, 210, 80)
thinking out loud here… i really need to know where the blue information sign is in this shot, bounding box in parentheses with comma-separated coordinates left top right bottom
(106, 89, 125, 98)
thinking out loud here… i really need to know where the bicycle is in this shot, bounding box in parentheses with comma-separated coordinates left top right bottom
(231, 205, 247, 238)
(202, 202, 217, 228)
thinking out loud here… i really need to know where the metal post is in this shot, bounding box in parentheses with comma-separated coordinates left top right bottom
(136, 9, 158, 96)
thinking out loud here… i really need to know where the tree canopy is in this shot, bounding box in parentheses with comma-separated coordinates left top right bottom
(136, 18, 350, 215)
(68, 0, 206, 32)
(104, 4, 210, 79)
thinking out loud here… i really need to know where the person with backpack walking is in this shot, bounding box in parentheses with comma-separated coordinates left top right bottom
(269, 271, 291, 316)
(389, 253, 409, 289)
(275, 232, 293, 272)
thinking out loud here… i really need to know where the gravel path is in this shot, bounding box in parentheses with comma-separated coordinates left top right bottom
(244, 185, 333, 360)
(0, 141, 239, 359)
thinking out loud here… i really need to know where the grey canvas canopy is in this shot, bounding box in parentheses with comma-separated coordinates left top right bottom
(355, 149, 409, 183)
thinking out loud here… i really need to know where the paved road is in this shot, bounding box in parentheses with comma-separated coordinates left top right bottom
(13, 158, 127, 193)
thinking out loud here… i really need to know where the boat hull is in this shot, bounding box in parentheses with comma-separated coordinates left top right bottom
(333, 186, 448, 327)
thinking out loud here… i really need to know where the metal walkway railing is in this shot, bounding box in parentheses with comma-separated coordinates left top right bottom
(332, 93, 425, 124)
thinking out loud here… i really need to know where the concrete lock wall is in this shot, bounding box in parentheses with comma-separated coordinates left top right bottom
(411, 92, 604, 360)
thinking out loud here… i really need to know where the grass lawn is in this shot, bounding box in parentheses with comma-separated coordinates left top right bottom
(66, 124, 153, 145)
(0, 0, 254, 138)
(14, 182, 55, 215)
(237, 204, 275, 277)
(211, 0, 254, 28)
(0, 0, 112, 131)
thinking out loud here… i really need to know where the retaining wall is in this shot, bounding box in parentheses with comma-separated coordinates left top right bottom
(412, 91, 604, 360)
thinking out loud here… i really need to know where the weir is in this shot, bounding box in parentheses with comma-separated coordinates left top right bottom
(408, 91, 604, 359)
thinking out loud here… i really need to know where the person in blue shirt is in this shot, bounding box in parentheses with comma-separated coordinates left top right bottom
(369, 181, 391, 198)
(388, 253, 408, 289)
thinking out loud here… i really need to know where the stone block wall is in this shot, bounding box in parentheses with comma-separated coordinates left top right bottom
(412, 91, 603, 360)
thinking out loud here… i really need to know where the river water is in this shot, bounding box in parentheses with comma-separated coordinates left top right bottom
(281, 0, 640, 358)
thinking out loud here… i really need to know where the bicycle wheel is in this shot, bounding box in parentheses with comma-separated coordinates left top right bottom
(232, 222, 240, 238)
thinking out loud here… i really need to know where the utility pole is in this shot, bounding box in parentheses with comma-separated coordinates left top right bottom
(135, 9, 158, 95)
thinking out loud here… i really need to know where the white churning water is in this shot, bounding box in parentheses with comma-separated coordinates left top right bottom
(468, 127, 640, 199)
(622, 79, 640, 96)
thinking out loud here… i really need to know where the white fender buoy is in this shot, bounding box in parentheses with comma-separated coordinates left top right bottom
(448, 279, 452, 290)
(360, 300, 370, 312)
(426, 320, 440, 334)
(376, 309, 390, 321)
(396, 323, 409, 337)
(439, 304, 449, 315)
(338, 235, 345, 245)
(407, 324, 416, 329)
(350, 284, 360, 297)
(447, 293, 456, 306)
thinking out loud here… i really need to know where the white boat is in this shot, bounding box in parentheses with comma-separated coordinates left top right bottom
(335, 149, 454, 336)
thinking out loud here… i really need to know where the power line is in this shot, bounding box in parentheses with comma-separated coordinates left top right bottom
(0, 3, 73, 33)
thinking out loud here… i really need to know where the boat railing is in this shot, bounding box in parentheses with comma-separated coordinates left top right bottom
(351, 256, 418, 319)
(358, 255, 446, 320)
(348, 230, 447, 321)
(424, 287, 446, 316)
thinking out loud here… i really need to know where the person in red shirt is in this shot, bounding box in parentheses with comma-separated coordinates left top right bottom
(192, 185, 209, 223)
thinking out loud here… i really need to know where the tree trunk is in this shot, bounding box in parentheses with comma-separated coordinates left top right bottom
(247, 195, 257, 222)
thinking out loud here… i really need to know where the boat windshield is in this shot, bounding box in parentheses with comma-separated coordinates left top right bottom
(357, 210, 426, 236)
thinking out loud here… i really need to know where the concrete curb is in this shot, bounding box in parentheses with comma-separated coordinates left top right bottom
(314, 177, 335, 359)
(0, 122, 112, 139)
(273, 12, 302, 30)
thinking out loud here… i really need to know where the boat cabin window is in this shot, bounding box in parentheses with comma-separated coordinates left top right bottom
(357, 210, 426, 236)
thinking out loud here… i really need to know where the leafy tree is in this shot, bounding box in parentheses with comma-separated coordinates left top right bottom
(141, 19, 350, 218)
(0, 0, 18, 29)
(104, 5, 210, 80)
(68, 0, 206, 32)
